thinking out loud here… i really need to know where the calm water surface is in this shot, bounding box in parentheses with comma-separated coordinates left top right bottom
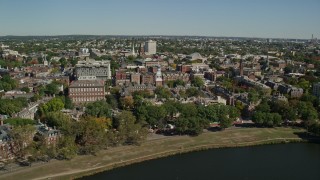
(81, 143, 320, 180)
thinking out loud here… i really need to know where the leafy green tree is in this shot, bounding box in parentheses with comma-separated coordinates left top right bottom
(307, 122, 320, 136)
(45, 83, 60, 95)
(45, 112, 74, 135)
(57, 136, 78, 160)
(21, 87, 30, 93)
(297, 78, 310, 92)
(76, 116, 108, 155)
(252, 111, 266, 124)
(5, 118, 35, 126)
(85, 100, 112, 118)
(8, 125, 36, 158)
(106, 95, 118, 109)
(186, 87, 202, 97)
(191, 76, 204, 87)
(219, 115, 234, 129)
(114, 111, 148, 145)
(70, 58, 79, 67)
(155, 87, 171, 99)
(179, 103, 198, 118)
(0, 98, 28, 115)
(38, 97, 64, 117)
(173, 79, 185, 87)
(284, 108, 297, 121)
(175, 116, 208, 135)
(145, 105, 167, 127)
(162, 100, 181, 120)
(248, 89, 259, 103)
(59, 57, 68, 68)
(0, 75, 18, 90)
(255, 101, 270, 113)
(64, 96, 74, 109)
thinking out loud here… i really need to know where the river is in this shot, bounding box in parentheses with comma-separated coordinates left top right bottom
(80, 143, 320, 180)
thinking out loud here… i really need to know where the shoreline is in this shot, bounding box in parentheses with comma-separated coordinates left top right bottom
(73, 138, 307, 180)
(1, 127, 318, 180)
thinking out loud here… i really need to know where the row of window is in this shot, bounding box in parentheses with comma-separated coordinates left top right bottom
(70, 93, 104, 96)
(70, 88, 103, 92)
(72, 97, 104, 102)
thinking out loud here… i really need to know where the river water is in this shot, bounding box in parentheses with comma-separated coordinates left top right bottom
(81, 143, 320, 180)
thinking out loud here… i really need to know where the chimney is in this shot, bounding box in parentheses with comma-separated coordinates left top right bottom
(0, 119, 4, 126)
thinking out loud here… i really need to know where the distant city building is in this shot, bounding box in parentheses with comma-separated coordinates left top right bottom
(278, 84, 303, 98)
(69, 77, 105, 103)
(131, 73, 141, 84)
(312, 82, 320, 99)
(79, 48, 90, 57)
(75, 58, 111, 80)
(144, 40, 156, 55)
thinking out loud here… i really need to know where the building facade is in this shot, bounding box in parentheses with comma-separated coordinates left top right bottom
(144, 40, 157, 55)
(313, 82, 320, 99)
(75, 58, 111, 80)
(69, 77, 105, 103)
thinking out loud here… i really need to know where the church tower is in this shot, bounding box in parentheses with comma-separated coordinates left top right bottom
(155, 65, 163, 87)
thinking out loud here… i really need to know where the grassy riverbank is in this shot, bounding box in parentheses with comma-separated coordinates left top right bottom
(0, 127, 313, 180)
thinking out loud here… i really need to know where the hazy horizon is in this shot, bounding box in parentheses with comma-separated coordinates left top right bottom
(0, 0, 319, 39)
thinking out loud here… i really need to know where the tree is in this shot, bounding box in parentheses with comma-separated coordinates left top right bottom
(0, 75, 18, 90)
(45, 112, 74, 135)
(155, 87, 171, 99)
(64, 96, 74, 109)
(114, 111, 148, 145)
(5, 118, 35, 126)
(191, 76, 204, 87)
(57, 136, 78, 160)
(76, 116, 108, 155)
(252, 112, 282, 127)
(248, 89, 259, 103)
(8, 125, 36, 158)
(175, 117, 208, 135)
(38, 97, 64, 116)
(255, 101, 270, 113)
(70, 58, 79, 67)
(59, 57, 67, 68)
(145, 105, 167, 127)
(162, 100, 181, 120)
(21, 87, 30, 93)
(0, 98, 28, 116)
(179, 103, 198, 118)
(252, 111, 266, 125)
(106, 95, 118, 109)
(219, 115, 234, 129)
(45, 83, 60, 95)
(186, 87, 202, 97)
(173, 79, 185, 87)
(297, 78, 310, 92)
(85, 100, 111, 117)
(120, 96, 134, 110)
(284, 65, 293, 74)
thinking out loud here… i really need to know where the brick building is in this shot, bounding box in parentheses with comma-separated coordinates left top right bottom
(69, 77, 105, 103)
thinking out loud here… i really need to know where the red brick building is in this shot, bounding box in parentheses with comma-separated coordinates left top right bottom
(69, 78, 105, 103)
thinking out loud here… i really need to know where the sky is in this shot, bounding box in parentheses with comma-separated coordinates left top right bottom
(0, 0, 319, 39)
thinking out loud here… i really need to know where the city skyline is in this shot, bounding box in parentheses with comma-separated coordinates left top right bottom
(0, 0, 319, 39)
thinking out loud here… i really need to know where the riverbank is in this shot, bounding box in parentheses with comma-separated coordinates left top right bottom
(0, 127, 315, 180)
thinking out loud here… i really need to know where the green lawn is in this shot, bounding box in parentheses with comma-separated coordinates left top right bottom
(0, 127, 308, 180)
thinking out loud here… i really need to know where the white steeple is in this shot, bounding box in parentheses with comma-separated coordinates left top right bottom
(132, 43, 136, 56)
(155, 64, 163, 87)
